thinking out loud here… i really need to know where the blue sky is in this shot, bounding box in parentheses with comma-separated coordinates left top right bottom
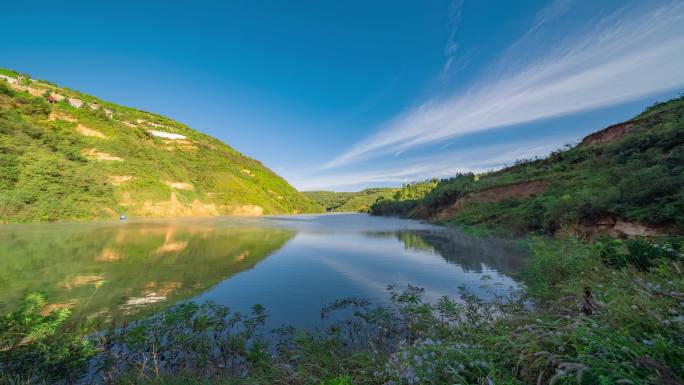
(3, 0, 684, 191)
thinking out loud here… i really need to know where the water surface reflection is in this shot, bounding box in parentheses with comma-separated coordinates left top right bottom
(0, 214, 526, 327)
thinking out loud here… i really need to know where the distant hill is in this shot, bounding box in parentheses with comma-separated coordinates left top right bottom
(304, 188, 398, 212)
(371, 96, 684, 237)
(0, 68, 322, 222)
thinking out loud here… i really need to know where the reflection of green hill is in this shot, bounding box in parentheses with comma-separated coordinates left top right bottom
(395, 230, 525, 274)
(0, 220, 294, 322)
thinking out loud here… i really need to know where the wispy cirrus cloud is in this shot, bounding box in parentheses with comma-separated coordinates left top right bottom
(520, 0, 575, 41)
(296, 136, 571, 190)
(323, 1, 684, 170)
(441, 0, 464, 75)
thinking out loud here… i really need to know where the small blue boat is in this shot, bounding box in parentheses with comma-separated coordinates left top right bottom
(119, 214, 127, 221)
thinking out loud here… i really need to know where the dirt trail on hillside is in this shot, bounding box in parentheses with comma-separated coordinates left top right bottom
(76, 124, 106, 138)
(49, 111, 77, 122)
(82, 148, 122, 161)
(108, 175, 135, 186)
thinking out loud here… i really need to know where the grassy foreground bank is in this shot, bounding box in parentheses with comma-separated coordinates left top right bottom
(1, 236, 683, 385)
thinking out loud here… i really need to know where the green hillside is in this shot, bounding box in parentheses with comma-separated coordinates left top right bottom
(0, 68, 322, 222)
(371, 96, 684, 237)
(304, 188, 398, 212)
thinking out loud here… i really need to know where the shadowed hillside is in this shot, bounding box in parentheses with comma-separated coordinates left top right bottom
(0, 68, 322, 222)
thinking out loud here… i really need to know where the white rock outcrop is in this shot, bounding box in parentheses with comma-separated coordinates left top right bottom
(68, 98, 83, 108)
(147, 130, 186, 140)
(0, 74, 18, 84)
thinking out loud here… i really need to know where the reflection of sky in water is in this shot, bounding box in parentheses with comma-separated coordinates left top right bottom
(194, 214, 523, 328)
(0, 214, 525, 328)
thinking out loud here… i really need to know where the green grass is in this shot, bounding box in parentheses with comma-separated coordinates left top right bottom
(0, 69, 322, 223)
(0, 68, 19, 79)
(370, 96, 684, 235)
(305, 182, 441, 213)
(304, 188, 398, 212)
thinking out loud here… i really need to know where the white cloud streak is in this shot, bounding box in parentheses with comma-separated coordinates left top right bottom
(442, 0, 464, 75)
(297, 136, 570, 190)
(520, 0, 575, 41)
(324, 1, 684, 169)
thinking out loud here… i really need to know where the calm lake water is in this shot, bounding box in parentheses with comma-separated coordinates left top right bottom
(0, 214, 525, 328)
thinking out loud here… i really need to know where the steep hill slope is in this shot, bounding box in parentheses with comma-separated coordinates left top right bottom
(304, 188, 398, 212)
(371, 96, 684, 237)
(0, 68, 321, 222)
